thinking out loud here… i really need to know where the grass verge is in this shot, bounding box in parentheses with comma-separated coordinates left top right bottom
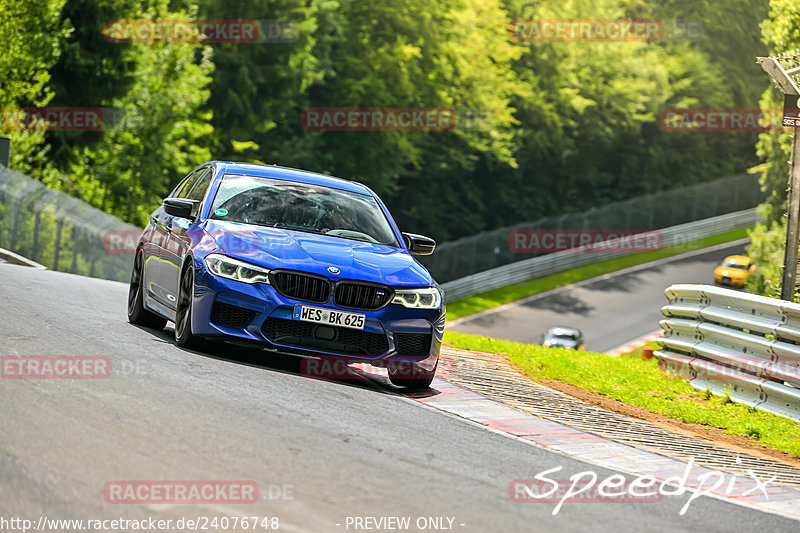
(446, 227, 749, 321)
(444, 330, 800, 458)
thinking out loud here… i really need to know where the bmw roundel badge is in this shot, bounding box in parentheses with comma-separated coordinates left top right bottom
(327, 266, 340, 274)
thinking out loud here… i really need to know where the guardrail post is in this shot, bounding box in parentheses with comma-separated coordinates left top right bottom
(785, 133, 800, 301)
(0, 136, 9, 168)
(53, 217, 63, 270)
(31, 206, 41, 262)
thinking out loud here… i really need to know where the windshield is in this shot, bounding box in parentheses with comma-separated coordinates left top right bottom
(209, 174, 399, 246)
(546, 332, 578, 341)
(722, 261, 748, 270)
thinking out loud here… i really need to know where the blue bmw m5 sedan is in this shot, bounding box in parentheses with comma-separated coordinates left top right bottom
(127, 161, 445, 388)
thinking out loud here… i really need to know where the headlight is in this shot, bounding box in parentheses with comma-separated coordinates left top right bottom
(205, 253, 271, 284)
(391, 287, 441, 309)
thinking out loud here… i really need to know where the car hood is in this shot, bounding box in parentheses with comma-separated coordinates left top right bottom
(202, 220, 433, 287)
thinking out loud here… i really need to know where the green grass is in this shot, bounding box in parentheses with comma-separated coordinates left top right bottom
(623, 341, 661, 360)
(446, 227, 749, 321)
(444, 330, 800, 457)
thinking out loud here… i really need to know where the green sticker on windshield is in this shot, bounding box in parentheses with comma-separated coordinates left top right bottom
(215, 208, 228, 217)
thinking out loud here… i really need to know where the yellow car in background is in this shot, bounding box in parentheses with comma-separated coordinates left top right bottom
(713, 255, 754, 287)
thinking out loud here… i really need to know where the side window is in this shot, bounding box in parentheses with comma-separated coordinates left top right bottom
(185, 168, 213, 216)
(186, 168, 212, 202)
(175, 169, 204, 198)
(169, 171, 196, 199)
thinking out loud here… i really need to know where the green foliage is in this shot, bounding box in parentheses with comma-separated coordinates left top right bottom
(46, 0, 141, 166)
(0, 0, 779, 243)
(0, 0, 69, 178)
(46, 1, 215, 224)
(745, 216, 785, 296)
(745, 0, 800, 298)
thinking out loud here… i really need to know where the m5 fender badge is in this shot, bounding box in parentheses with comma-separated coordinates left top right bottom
(327, 267, 340, 274)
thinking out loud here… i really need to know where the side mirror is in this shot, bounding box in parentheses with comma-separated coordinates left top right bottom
(163, 198, 198, 220)
(402, 232, 436, 255)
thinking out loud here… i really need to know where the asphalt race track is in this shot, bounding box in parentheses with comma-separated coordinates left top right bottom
(450, 240, 749, 352)
(2, 257, 798, 532)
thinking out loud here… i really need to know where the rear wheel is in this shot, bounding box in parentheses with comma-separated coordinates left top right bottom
(127, 251, 167, 329)
(175, 266, 200, 348)
(388, 361, 437, 390)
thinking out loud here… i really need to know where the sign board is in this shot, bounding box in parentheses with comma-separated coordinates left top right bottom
(784, 94, 800, 127)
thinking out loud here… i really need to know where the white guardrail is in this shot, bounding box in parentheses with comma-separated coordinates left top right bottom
(656, 284, 800, 422)
(441, 208, 761, 302)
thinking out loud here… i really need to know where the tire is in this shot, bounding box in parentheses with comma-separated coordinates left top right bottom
(388, 361, 437, 390)
(175, 266, 200, 348)
(128, 251, 167, 329)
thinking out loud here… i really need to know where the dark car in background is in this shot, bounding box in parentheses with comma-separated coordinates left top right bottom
(542, 327, 585, 350)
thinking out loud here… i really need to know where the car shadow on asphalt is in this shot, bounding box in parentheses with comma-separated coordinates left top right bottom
(133, 323, 440, 397)
(520, 289, 594, 316)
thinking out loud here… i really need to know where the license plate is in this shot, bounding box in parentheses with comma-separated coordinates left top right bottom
(293, 305, 365, 330)
(722, 277, 731, 284)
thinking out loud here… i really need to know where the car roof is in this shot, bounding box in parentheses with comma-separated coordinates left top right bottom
(546, 327, 582, 337)
(211, 161, 374, 196)
(723, 255, 750, 264)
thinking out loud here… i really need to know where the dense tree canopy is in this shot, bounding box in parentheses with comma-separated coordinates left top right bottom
(0, 0, 778, 244)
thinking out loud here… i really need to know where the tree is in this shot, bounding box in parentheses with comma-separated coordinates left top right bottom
(0, 0, 69, 177)
(55, 1, 215, 224)
(746, 0, 800, 297)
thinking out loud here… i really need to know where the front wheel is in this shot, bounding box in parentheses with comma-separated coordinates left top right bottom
(127, 251, 167, 329)
(388, 361, 437, 390)
(175, 266, 200, 349)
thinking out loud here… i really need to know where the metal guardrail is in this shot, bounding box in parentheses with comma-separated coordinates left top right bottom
(656, 284, 800, 422)
(0, 163, 762, 298)
(0, 165, 139, 282)
(441, 208, 762, 302)
(420, 173, 766, 283)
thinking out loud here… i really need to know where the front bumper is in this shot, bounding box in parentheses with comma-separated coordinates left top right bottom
(715, 275, 744, 287)
(190, 267, 444, 370)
